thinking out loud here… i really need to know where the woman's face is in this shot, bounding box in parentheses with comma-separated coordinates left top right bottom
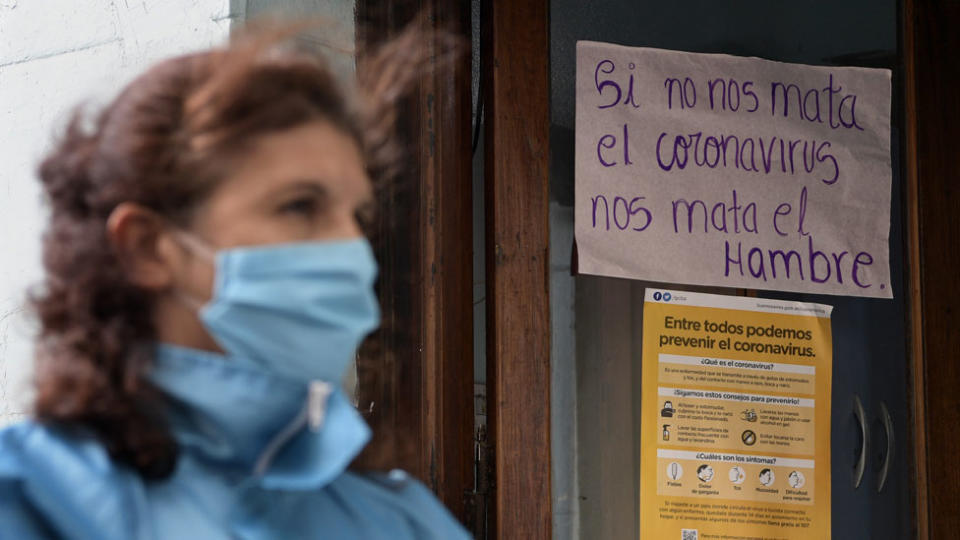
(191, 120, 372, 248)
(150, 120, 373, 351)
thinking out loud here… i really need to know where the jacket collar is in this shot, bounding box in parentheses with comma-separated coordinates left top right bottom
(147, 343, 370, 491)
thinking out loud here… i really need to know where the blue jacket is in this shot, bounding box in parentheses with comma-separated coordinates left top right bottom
(0, 344, 470, 539)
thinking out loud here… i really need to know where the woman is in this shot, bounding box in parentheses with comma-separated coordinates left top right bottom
(0, 18, 469, 540)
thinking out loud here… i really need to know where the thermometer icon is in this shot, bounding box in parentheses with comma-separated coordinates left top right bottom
(666, 462, 683, 481)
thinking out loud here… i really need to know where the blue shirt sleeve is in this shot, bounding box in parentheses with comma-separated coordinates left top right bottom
(0, 425, 60, 539)
(0, 479, 59, 539)
(353, 470, 472, 540)
(0, 421, 142, 540)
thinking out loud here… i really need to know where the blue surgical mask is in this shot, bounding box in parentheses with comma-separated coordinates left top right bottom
(172, 232, 381, 385)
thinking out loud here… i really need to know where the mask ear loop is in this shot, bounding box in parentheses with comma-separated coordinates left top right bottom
(169, 228, 217, 263)
(172, 287, 207, 313)
(167, 227, 218, 312)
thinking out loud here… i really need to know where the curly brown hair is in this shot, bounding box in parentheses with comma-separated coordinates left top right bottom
(30, 16, 448, 480)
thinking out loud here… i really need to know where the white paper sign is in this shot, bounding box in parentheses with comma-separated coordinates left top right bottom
(575, 41, 892, 298)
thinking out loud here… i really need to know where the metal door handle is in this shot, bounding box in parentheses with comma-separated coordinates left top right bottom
(877, 401, 894, 493)
(853, 394, 867, 489)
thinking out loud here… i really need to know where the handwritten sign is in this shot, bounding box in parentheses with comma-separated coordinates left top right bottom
(575, 42, 892, 298)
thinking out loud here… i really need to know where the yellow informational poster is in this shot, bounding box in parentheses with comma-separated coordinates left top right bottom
(640, 289, 833, 540)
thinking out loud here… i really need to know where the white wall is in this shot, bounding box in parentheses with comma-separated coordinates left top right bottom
(0, 0, 234, 425)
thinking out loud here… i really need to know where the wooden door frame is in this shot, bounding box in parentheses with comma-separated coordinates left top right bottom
(354, 0, 475, 526)
(482, 0, 553, 538)
(904, 0, 960, 538)
(355, 1, 556, 536)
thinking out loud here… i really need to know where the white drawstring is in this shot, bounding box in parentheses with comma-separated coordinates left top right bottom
(308, 380, 333, 432)
(252, 380, 333, 477)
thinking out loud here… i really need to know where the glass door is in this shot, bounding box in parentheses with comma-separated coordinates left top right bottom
(548, 2, 912, 538)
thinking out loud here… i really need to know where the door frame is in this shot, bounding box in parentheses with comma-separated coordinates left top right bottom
(353, 0, 475, 526)
(481, 0, 553, 537)
(903, 0, 960, 538)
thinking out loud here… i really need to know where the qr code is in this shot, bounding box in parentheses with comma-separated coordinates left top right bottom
(681, 529, 698, 540)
